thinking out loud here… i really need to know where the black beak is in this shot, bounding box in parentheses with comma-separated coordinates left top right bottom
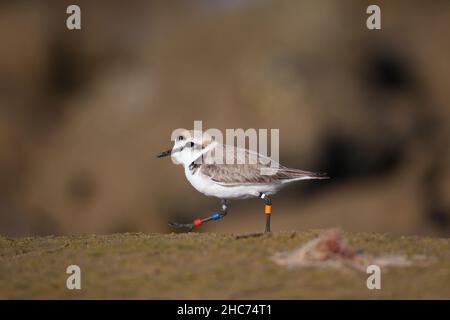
(157, 148, 172, 158)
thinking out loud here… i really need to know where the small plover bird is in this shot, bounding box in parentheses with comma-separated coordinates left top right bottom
(157, 131, 327, 233)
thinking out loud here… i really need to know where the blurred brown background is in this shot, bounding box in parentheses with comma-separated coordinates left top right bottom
(0, 0, 449, 237)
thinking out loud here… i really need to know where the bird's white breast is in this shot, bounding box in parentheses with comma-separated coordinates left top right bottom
(183, 166, 278, 200)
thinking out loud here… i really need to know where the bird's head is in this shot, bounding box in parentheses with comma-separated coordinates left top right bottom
(157, 130, 216, 167)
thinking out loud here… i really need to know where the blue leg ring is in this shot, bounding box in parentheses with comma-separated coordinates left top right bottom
(211, 213, 221, 220)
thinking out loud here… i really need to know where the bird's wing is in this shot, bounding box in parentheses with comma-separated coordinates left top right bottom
(199, 144, 325, 186)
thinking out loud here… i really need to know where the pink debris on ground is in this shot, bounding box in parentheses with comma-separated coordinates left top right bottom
(272, 229, 419, 271)
(304, 228, 356, 261)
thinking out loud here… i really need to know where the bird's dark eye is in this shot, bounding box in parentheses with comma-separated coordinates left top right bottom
(177, 135, 184, 141)
(187, 142, 194, 148)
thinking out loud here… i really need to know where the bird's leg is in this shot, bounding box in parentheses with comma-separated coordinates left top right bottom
(259, 193, 272, 233)
(169, 199, 228, 232)
(235, 193, 272, 239)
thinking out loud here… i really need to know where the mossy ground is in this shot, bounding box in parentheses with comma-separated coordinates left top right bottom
(1, 230, 450, 299)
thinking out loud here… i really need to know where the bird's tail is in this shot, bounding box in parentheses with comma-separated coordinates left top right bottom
(281, 168, 330, 181)
(305, 171, 329, 180)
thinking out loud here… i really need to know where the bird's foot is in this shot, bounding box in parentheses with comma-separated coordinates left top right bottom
(168, 222, 195, 232)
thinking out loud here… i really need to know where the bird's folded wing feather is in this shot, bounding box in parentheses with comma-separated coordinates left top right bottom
(199, 144, 324, 185)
